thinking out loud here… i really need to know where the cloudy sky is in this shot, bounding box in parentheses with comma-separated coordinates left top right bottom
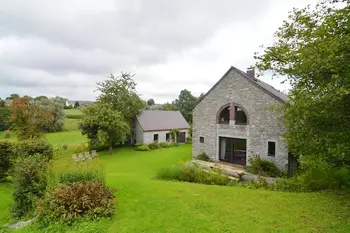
(0, 0, 318, 103)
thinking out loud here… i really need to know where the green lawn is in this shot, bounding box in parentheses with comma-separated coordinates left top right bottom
(1, 145, 349, 232)
(0, 130, 87, 146)
(64, 118, 81, 131)
(64, 108, 82, 116)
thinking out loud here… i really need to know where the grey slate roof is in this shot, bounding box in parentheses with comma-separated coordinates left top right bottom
(196, 66, 288, 108)
(137, 110, 190, 132)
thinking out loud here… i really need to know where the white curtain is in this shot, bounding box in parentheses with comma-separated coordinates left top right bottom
(220, 138, 226, 160)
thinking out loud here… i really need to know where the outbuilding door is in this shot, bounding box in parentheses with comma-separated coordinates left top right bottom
(177, 132, 186, 143)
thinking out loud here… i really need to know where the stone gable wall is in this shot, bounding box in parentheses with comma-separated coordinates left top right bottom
(192, 69, 288, 170)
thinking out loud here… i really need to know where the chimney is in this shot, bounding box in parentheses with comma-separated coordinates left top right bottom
(246, 67, 255, 79)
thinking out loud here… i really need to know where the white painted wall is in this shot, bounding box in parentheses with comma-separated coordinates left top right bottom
(135, 120, 144, 143)
(142, 129, 189, 144)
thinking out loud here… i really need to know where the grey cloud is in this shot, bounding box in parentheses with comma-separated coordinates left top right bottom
(0, 0, 272, 100)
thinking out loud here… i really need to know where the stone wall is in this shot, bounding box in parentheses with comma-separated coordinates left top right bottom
(192, 68, 288, 170)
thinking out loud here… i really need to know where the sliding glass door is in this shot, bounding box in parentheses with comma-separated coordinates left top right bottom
(219, 137, 247, 165)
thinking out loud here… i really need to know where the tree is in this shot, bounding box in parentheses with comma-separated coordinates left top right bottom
(35, 97, 66, 132)
(174, 89, 197, 123)
(10, 97, 53, 140)
(147, 98, 155, 106)
(0, 100, 5, 108)
(80, 103, 130, 153)
(159, 102, 178, 111)
(74, 101, 80, 108)
(255, 0, 350, 167)
(197, 93, 205, 103)
(34, 96, 48, 101)
(96, 72, 145, 123)
(6, 94, 19, 100)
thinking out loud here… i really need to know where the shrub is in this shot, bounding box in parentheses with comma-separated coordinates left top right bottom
(36, 180, 115, 222)
(186, 136, 192, 144)
(0, 107, 11, 131)
(245, 155, 283, 177)
(59, 170, 104, 185)
(0, 141, 13, 180)
(170, 142, 180, 147)
(244, 176, 273, 190)
(13, 139, 54, 160)
(135, 145, 151, 151)
(11, 155, 48, 217)
(4, 130, 11, 139)
(134, 142, 143, 147)
(195, 152, 213, 162)
(159, 142, 170, 148)
(156, 163, 233, 186)
(148, 141, 160, 150)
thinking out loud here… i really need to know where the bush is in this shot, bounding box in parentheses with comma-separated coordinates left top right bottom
(36, 180, 115, 222)
(195, 152, 213, 162)
(186, 136, 192, 144)
(170, 142, 180, 147)
(156, 163, 233, 186)
(59, 170, 104, 185)
(135, 145, 151, 151)
(148, 141, 160, 150)
(159, 142, 170, 148)
(13, 139, 54, 160)
(11, 155, 48, 217)
(0, 141, 13, 180)
(66, 114, 83, 119)
(134, 142, 143, 147)
(245, 155, 283, 177)
(4, 130, 11, 139)
(0, 107, 11, 131)
(244, 176, 274, 190)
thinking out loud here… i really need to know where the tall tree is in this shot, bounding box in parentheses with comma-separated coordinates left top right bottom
(74, 101, 80, 108)
(35, 97, 66, 132)
(10, 97, 53, 140)
(96, 72, 145, 123)
(174, 89, 197, 123)
(147, 98, 155, 106)
(255, 0, 350, 167)
(0, 100, 5, 108)
(6, 94, 19, 100)
(81, 103, 130, 153)
(34, 96, 48, 101)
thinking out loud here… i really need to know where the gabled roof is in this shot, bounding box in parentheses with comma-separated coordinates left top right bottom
(137, 110, 190, 132)
(196, 66, 287, 107)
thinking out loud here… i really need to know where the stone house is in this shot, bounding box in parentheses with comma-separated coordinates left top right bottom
(192, 66, 289, 170)
(134, 110, 190, 144)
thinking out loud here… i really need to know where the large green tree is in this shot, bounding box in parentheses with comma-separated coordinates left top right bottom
(255, 0, 350, 167)
(174, 89, 197, 123)
(96, 72, 145, 123)
(35, 97, 66, 132)
(10, 97, 53, 140)
(6, 94, 20, 100)
(80, 103, 130, 153)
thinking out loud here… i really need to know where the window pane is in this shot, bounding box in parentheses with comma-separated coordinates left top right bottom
(200, 137, 204, 143)
(268, 141, 276, 157)
(154, 134, 159, 141)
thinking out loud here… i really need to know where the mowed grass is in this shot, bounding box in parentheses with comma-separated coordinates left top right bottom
(64, 108, 82, 116)
(64, 118, 81, 131)
(1, 145, 348, 233)
(0, 130, 86, 145)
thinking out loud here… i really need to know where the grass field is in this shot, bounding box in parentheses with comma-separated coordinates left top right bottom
(64, 108, 82, 116)
(0, 130, 86, 146)
(1, 145, 349, 232)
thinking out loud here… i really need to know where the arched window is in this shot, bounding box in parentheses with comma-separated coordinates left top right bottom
(217, 105, 230, 124)
(235, 106, 247, 125)
(217, 103, 248, 125)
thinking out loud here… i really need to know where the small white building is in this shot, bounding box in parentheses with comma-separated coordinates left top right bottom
(134, 110, 190, 144)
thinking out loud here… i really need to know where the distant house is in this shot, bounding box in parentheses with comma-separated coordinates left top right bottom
(134, 110, 190, 144)
(193, 66, 289, 170)
(65, 100, 95, 108)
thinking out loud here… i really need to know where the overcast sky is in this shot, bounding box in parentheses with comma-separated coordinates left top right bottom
(0, 0, 318, 103)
